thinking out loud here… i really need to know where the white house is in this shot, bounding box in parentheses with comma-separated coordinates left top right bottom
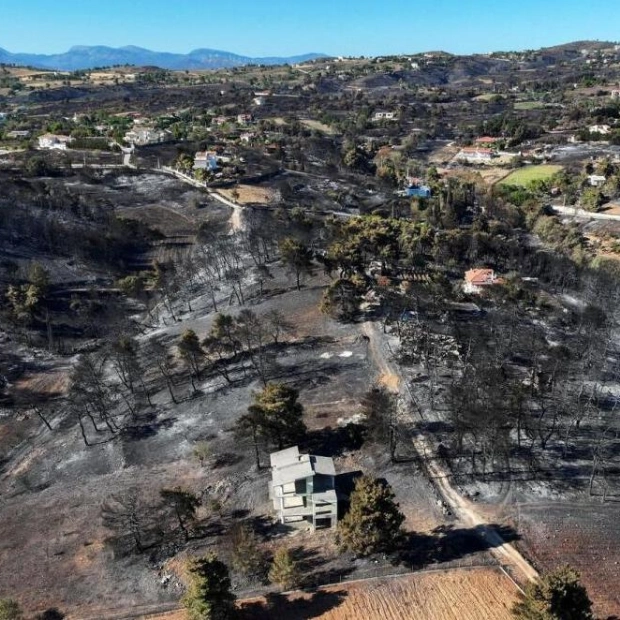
(588, 174, 607, 187)
(38, 134, 73, 150)
(372, 111, 398, 122)
(193, 151, 219, 172)
(123, 127, 169, 146)
(457, 147, 495, 163)
(269, 446, 338, 529)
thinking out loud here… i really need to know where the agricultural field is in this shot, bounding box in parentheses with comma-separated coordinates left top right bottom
(513, 101, 545, 110)
(515, 502, 620, 618)
(146, 567, 519, 620)
(499, 164, 563, 186)
(218, 184, 277, 205)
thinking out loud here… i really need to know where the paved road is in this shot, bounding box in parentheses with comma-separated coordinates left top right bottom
(552, 205, 620, 222)
(361, 321, 539, 584)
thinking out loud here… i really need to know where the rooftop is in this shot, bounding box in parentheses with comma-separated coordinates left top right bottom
(270, 446, 336, 486)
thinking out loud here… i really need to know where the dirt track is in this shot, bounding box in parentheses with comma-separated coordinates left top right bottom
(360, 321, 539, 584)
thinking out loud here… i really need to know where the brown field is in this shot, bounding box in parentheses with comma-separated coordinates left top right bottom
(218, 185, 276, 204)
(301, 119, 339, 135)
(516, 503, 620, 618)
(144, 567, 519, 620)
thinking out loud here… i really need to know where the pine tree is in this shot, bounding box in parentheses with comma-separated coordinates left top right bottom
(268, 547, 300, 591)
(512, 566, 593, 620)
(337, 475, 404, 556)
(0, 599, 24, 620)
(240, 383, 306, 452)
(182, 554, 236, 620)
(278, 237, 314, 290)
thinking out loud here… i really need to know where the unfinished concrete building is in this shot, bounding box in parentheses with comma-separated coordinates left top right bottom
(269, 446, 338, 529)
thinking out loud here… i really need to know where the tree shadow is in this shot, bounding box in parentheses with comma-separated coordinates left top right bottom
(302, 424, 366, 457)
(121, 415, 176, 441)
(395, 523, 521, 569)
(238, 589, 348, 620)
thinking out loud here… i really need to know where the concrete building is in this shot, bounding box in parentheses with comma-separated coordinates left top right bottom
(269, 446, 338, 529)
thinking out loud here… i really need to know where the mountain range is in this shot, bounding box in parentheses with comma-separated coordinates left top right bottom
(0, 45, 328, 71)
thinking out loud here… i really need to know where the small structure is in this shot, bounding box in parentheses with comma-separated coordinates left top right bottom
(269, 446, 338, 529)
(240, 131, 256, 143)
(237, 113, 253, 125)
(372, 111, 397, 122)
(588, 174, 607, 187)
(463, 268, 501, 294)
(193, 151, 219, 172)
(457, 147, 494, 163)
(404, 183, 432, 198)
(38, 134, 73, 150)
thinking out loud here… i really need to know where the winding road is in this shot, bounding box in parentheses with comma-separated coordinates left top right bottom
(361, 321, 539, 584)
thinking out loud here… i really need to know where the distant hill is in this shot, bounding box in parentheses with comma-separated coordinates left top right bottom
(0, 45, 328, 71)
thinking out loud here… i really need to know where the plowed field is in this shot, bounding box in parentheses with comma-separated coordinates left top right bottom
(145, 567, 519, 620)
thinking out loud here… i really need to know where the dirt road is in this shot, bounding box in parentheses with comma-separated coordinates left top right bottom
(360, 321, 538, 584)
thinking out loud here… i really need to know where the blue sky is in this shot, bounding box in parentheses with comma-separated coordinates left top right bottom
(1, 0, 619, 57)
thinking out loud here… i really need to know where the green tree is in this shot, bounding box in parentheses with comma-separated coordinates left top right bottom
(337, 475, 404, 556)
(160, 487, 201, 541)
(182, 554, 236, 620)
(278, 237, 314, 290)
(320, 277, 364, 321)
(242, 383, 306, 451)
(512, 566, 593, 620)
(268, 547, 300, 591)
(0, 599, 23, 620)
(580, 187, 604, 212)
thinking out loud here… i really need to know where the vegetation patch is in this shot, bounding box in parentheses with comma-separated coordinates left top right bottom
(499, 164, 563, 186)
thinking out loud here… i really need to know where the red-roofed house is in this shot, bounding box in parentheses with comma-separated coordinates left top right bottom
(474, 136, 500, 146)
(464, 268, 500, 293)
